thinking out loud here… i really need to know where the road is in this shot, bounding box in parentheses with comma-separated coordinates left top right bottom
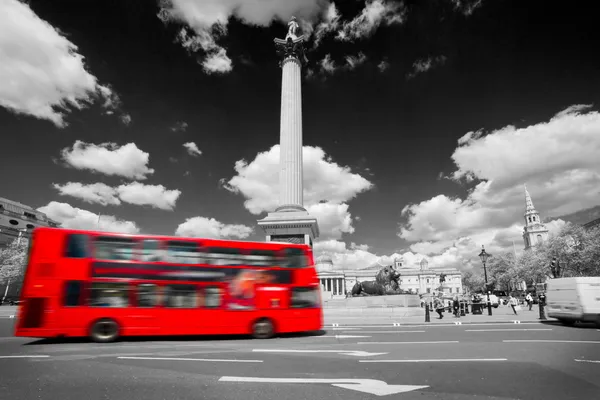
(0, 316, 599, 399)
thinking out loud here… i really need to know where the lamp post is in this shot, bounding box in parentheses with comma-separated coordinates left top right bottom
(478, 245, 493, 316)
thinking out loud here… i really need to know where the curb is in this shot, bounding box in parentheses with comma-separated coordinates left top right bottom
(327, 320, 551, 327)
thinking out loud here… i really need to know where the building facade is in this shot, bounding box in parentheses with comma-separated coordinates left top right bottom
(316, 256, 463, 300)
(0, 197, 60, 247)
(522, 186, 549, 250)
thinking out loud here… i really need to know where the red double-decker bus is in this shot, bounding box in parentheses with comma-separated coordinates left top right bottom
(14, 227, 323, 342)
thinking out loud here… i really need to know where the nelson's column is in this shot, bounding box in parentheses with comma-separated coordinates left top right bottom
(257, 17, 320, 246)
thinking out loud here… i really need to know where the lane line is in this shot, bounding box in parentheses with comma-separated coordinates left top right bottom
(466, 329, 552, 332)
(321, 335, 372, 339)
(504, 340, 600, 344)
(360, 358, 508, 363)
(252, 349, 386, 357)
(342, 330, 426, 334)
(0, 355, 50, 359)
(357, 341, 459, 345)
(117, 356, 263, 363)
(325, 322, 543, 328)
(575, 359, 600, 364)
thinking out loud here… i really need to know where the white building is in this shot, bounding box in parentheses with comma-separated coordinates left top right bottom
(316, 255, 463, 300)
(0, 197, 60, 248)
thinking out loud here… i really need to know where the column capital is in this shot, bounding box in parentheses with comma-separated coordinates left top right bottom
(274, 36, 308, 65)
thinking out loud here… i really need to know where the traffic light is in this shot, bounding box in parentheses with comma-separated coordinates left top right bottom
(550, 257, 557, 278)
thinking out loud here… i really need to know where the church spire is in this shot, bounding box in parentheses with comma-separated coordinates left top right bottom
(524, 184, 537, 215)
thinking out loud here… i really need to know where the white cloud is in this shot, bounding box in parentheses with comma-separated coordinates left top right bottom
(183, 142, 202, 156)
(307, 202, 355, 240)
(202, 47, 232, 74)
(120, 114, 132, 126)
(158, 0, 326, 73)
(171, 121, 189, 132)
(53, 182, 120, 206)
(378, 60, 390, 72)
(116, 183, 182, 211)
(345, 52, 367, 70)
(450, 0, 484, 16)
(60, 141, 154, 180)
(38, 201, 139, 234)
(0, 0, 120, 127)
(399, 104, 600, 264)
(52, 181, 182, 211)
(312, 2, 341, 48)
(320, 54, 336, 74)
(223, 144, 373, 239)
(336, 0, 405, 42)
(175, 216, 253, 239)
(407, 56, 447, 79)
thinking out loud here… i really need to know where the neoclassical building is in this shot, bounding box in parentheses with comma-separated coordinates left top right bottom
(316, 255, 463, 299)
(522, 186, 549, 250)
(0, 197, 60, 248)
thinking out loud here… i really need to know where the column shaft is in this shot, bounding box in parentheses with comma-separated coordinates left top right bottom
(278, 58, 303, 208)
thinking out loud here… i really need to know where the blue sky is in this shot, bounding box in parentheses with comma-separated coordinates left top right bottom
(1, 0, 599, 271)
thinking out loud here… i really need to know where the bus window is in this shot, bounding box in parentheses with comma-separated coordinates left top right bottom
(164, 284, 199, 308)
(64, 234, 89, 258)
(139, 240, 165, 262)
(205, 247, 242, 266)
(63, 281, 83, 306)
(282, 248, 308, 268)
(137, 284, 160, 307)
(167, 241, 202, 264)
(89, 282, 130, 307)
(95, 237, 136, 261)
(205, 286, 222, 308)
(245, 250, 279, 267)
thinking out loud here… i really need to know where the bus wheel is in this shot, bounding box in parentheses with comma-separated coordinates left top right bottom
(90, 318, 120, 343)
(252, 318, 275, 339)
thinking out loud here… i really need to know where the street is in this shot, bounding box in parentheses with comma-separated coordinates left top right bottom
(1, 312, 599, 399)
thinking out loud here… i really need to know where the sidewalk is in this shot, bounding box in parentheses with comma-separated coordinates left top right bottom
(324, 307, 554, 326)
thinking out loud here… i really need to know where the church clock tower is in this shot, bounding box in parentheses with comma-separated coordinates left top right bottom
(522, 185, 549, 250)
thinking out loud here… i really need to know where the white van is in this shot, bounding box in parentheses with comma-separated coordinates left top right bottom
(546, 277, 600, 327)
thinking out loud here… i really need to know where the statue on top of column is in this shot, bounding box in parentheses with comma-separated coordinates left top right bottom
(286, 16, 299, 40)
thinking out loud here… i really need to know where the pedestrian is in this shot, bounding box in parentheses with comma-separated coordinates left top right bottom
(525, 293, 533, 311)
(508, 295, 519, 315)
(453, 295, 460, 317)
(433, 295, 445, 319)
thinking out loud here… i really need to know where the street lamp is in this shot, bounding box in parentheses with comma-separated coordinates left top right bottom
(478, 245, 493, 316)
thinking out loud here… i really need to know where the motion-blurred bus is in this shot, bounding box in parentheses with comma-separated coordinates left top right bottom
(14, 227, 322, 342)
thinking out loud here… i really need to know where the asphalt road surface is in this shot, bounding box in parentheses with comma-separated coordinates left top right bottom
(1, 317, 599, 399)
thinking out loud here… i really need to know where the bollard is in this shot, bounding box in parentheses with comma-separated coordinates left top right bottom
(425, 303, 430, 322)
(460, 302, 466, 316)
(538, 293, 547, 320)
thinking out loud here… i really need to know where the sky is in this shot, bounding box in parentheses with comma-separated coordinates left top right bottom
(1, 0, 599, 272)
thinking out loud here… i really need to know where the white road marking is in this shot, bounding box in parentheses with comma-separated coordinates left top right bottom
(504, 340, 600, 344)
(358, 341, 459, 345)
(346, 330, 426, 333)
(321, 335, 372, 339)
(117, 356, 263, 363)
(219, 376, 429, 396)
(252, 349, 387, 357)
(575, 359, 600, 364)
(332, 327, 362, 331)
(360, 358, 508, 363)
(466, 329, 552, 332)
(325, 322, 544, 328)
(0, 355, 50, 359)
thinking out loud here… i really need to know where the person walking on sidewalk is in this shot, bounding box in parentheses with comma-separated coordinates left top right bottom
(525, 293, 533, 311)
(509, 295, 519, 315)
(452, 295, 460, 317)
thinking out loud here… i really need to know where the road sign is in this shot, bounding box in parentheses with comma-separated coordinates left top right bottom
(219, 376, 429, 396)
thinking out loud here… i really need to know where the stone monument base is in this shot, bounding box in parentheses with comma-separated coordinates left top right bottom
(323, 294, 421, 308)
(257, 209, 319, 246)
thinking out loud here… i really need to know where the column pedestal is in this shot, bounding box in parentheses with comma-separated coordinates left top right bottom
(257, 209, 319, 246)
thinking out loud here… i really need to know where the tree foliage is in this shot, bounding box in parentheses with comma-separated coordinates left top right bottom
(0, 239, 28, 282)
(461, 269, 485, 293)
(484, 223, 600, 289)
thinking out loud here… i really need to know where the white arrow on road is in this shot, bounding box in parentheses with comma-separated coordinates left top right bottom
(219, 376, 428, 396)
(252, 349, 387, 357)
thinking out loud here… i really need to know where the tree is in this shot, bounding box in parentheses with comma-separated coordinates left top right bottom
(487, 252, 518, 291)
(461, 269, 485, 293)
(0, 239, 28, 302)
(544, 223, 600, 277)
